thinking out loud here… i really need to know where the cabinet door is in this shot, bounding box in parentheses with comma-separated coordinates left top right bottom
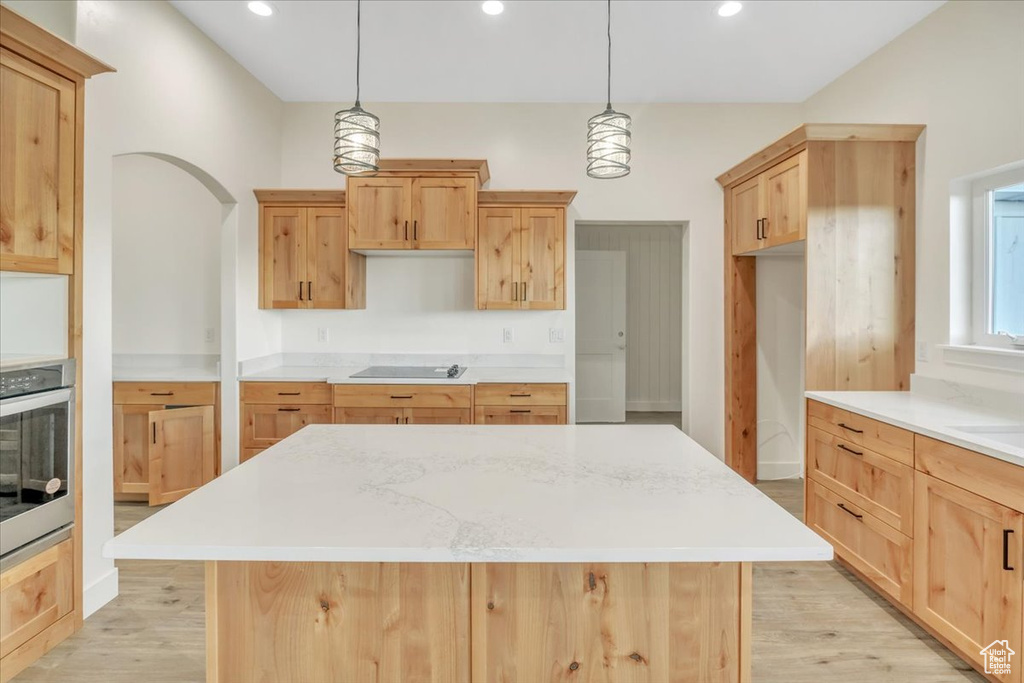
(474, 405, 567, 425)
(261, 206, 307, 308)
(404, 408, 472, 425)
(0, 538, 73, 658)
(241, 404, 332, 449)
(306, 206, 347, 309)
(148, 406, 216, 506)
(334, 406, 405, 424)
(762, 151, 806, 248)
(729, 174, 762, 255)
(348, 177, 412, 249)
(476, 208, 521, 310)
(914, 472, 1022, 681)
(0, 48, 76, 274)
(519, 208, 564, 310)
(113, 404, 155, 497)
(411, 178, 475, 249)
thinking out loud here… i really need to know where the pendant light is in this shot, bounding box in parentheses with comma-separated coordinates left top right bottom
(587, 0, 631, 179)
(334, 0, 380, 175)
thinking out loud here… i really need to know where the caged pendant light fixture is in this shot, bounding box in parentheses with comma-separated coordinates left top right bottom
(587, 0, 631, 179)
(334, 0, 380, 175)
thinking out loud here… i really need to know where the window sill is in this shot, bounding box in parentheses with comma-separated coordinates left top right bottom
(938, 344, 1024, 374)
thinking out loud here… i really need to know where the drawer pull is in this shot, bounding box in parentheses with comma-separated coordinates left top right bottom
(510, 409, 532, 414)
(150, 392, 174, 396)
(837, 503, 863, 520)
(277, 392, 301, 396)
(837, 422, 863, 434)
(1004, 529, 1015, 571)
(510, 394, 532, 398)
(390, 395, 413, 399)
(837, 443, 863, 456)
(278, 408, 301, 412)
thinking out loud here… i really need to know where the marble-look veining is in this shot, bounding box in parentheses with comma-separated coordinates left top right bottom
(104, 425, 832, 564)
(806, 390, 1024, 468)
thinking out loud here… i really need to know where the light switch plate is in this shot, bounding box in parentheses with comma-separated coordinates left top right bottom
(916, 341, 929, 362)
(549, 328, 565, 343)
(204, 328, 215, 344)
(317, 327, 329, 343)
(503, 327, 515, 343)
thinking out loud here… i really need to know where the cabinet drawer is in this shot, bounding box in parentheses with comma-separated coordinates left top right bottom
(474, 405, 567, 425)
(807, 400, 913, 466)
(333, 385, 472, 409)
(806, 480, 913, 606)
(915, 435, 1024, 513)
(241, 404, 332, 449)
(240, 382, 331, 405)
(474, 383, 567, 406)
(807, 427, 914, 536)
(114, 382, 216, 406)
(0, 538, 73, 658)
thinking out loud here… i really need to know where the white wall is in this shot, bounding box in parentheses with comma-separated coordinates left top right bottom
(756, 255, 805, 480)
(802, 0, 1024, 393)
(74, 0, 283, 616)
(576, 224, 684, 413)
(0, 273, 68, 358)
(112, 154, 221, 356)
(1, 0, 76, 42)
(280, 102, 802, 456)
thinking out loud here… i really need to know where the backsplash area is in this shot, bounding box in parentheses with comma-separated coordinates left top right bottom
(0, 272, 68, 360)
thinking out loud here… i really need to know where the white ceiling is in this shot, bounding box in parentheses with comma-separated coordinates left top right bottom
(170, 0, 944, 104)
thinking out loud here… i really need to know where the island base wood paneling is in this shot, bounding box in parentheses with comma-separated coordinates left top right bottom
(204, 561, 752, 683)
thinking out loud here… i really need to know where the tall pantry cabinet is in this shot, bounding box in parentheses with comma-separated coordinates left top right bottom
(0, 7, 113, 682)
(717, 124, 923, 482)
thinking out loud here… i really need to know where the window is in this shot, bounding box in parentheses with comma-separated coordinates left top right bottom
(972, 167, 1024, 349)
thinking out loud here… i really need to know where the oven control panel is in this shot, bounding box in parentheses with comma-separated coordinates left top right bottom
(0, 361, 74, 399)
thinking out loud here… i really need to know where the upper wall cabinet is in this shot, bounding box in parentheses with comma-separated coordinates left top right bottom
(0, 11, 111, 275)
(476, 191, 575, 311)
(255, 190, 366, 310)
(728, 151, 806, 255)
(347, 160, 488, 251)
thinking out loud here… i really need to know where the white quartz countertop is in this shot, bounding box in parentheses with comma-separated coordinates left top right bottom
(238, 365, 572, 385)
(104, 425, 832, 564)
(805, 391, 1024, 468)
(113, 367, 220, 382)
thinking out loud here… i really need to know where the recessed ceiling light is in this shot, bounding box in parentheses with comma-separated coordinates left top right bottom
(482, 1, 504, 16)
(248, 1, 274, 17)
(717, 1, 742, 17)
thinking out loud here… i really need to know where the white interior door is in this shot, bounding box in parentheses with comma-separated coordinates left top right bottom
(575, 251, 627, 422)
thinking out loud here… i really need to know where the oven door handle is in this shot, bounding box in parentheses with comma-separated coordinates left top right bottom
(0, 387, 73, 417)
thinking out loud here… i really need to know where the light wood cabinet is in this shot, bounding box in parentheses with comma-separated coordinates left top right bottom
(256, 191, 366, 310)
(113, 382, 219, 506)
(473, 383, 568, 425)
(722, 125, 922, 482)
(0, 538, 73, 659)
(914, 472, 1022, 682)
(335, 406, 472, 425)
(348, 175, 476, 250)
(332, 385, 472, 424)
(476, 206, 565, 310)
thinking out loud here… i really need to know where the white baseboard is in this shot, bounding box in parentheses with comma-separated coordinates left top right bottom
(83, 567, 119, 618)
(626, 401, 682, 412)
(757, 462, 803, 481)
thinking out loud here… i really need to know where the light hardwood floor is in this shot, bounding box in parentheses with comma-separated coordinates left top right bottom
(13, 462, 981, 682)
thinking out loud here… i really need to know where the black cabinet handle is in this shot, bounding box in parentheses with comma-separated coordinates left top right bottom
(299, 281, 304, 301)
(756, 218, 763, 240)
(837, 503, 863, 519)
(837, 443, 864, 456)
(510, 394, 532, 398)
(151, 422, 157, 444)
(308, 281, 313, 301)
(837, 422, 864, 434)
(1004, 529, 1015, 571)
(150, 392, 174, 396)
(413, 220, 418, 240)
(390, 395, 413, 399)
(513, 282, 518, 301)
(510, 409, 532, 414)
(277, 392, 300, 396)
(404, 220, 409, 240)
(521, 281, 527, 303)
(761, 217, 768, 239)
(278, 408, 301, 412)
(395, 417, 400, 424)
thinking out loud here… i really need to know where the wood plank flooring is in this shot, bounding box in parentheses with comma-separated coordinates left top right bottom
(12, 479, 981, 681)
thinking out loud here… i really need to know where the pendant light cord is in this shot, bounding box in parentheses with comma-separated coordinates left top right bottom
(355, 0, 362, 106)
(606, 0, 612, 109)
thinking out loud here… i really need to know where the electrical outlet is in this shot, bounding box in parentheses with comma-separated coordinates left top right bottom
(317, 327, 329, 343)
(916, 341, 929, 362)
(204, 327, 215, 344)
(549, 328, 565, 343)
(502, 327, 515, 343)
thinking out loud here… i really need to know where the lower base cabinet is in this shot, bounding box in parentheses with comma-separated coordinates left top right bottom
(473, 383, 568, 425)
(113, 382, 219, 506)
(0, 539, 73, 663)
(806, 400, 1024, 683)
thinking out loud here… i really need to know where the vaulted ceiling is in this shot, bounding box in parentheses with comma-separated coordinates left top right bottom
(170, 0, 945, 103)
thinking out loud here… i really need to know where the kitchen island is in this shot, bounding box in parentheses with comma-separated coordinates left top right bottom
(105, 425, 831, 682)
